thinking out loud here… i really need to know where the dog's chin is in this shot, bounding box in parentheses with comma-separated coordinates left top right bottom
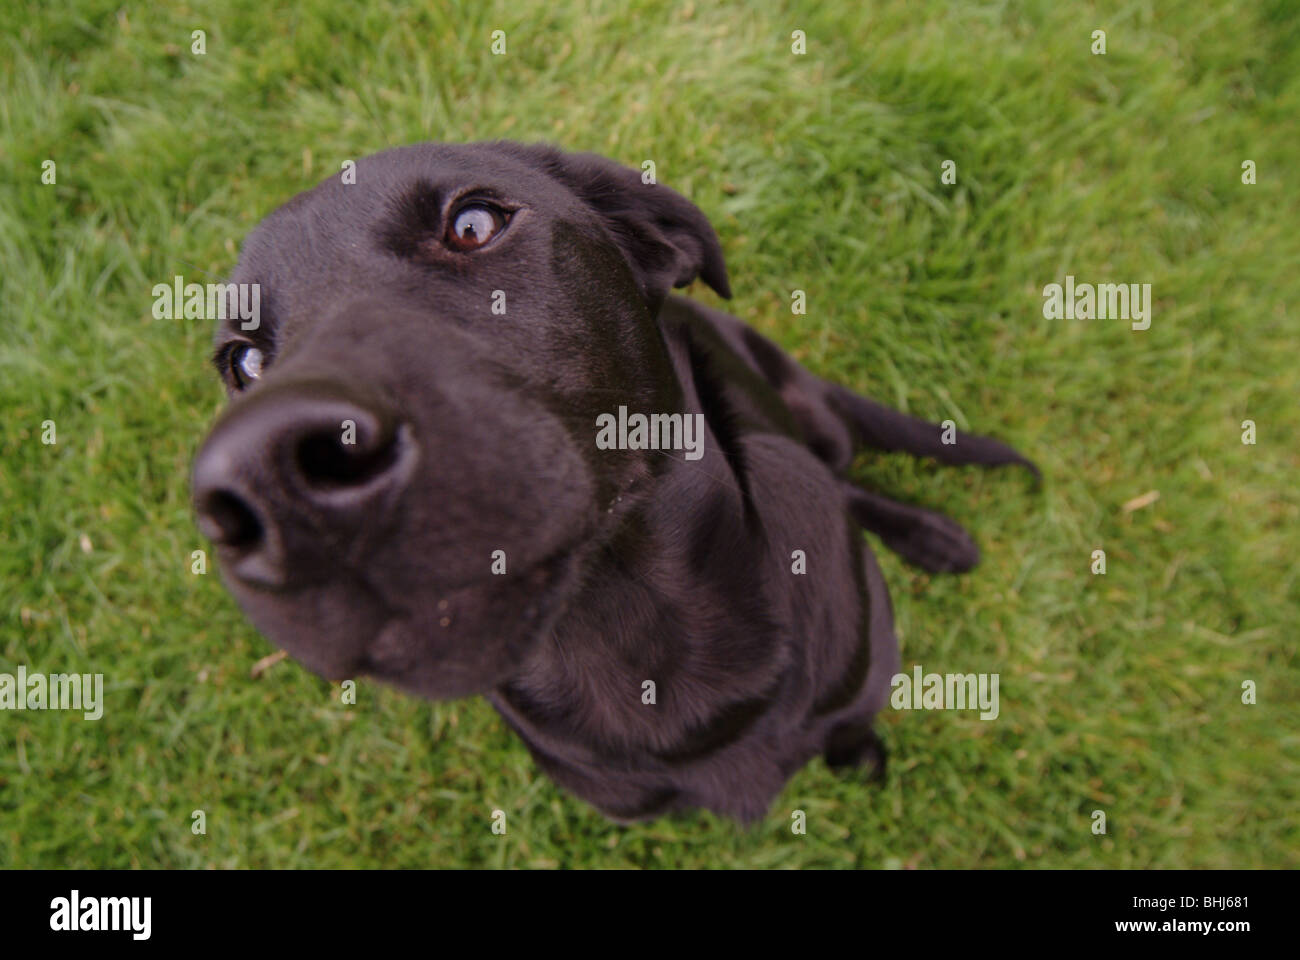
(224, 546, 584, 701)
(361, 551, 582, 699)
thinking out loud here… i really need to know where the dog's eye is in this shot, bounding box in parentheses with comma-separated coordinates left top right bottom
(447, 203, 506, 250)
(230, 344, 264, 388)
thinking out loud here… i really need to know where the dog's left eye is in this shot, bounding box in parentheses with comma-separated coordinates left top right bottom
(446, 203, 507, 250)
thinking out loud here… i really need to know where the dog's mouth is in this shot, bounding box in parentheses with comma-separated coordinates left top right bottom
(355, 546, 581, 693)
(222, 537, 585, 700)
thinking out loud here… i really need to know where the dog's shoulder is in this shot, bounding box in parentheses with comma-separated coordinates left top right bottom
(655, 295, 806, 444)
(657, 295, 859, 472)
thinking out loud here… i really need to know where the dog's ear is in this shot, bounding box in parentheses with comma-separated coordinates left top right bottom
(516, 145, 732, 310)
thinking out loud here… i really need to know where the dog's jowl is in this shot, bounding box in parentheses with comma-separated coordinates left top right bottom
(192, 141, 1036, 823)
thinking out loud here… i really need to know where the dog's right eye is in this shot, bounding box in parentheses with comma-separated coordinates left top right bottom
(229, 344, 264, 389)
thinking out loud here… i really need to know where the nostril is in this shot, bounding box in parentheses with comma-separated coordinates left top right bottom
(295, 425, 403, 491)
(197, 489, 263, 549)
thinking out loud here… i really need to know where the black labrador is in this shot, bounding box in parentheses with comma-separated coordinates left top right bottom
(192, 142, 1035, 823)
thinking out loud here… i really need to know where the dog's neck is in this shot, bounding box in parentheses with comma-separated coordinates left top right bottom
(496, 337, 791, 756)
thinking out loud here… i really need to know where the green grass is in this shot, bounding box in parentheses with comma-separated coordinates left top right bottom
(1, 0, 1297, 868)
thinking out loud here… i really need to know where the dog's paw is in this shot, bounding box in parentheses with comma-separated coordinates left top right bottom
(824, 723, 887, 782)
(883, 510, 980, 574)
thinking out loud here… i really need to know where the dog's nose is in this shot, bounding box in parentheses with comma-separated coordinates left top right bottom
(193, 384, 413, 587)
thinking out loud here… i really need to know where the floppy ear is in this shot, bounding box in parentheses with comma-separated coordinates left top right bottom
(513, 145, 732, 311)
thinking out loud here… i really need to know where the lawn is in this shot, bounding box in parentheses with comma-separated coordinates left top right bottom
(1, 0, 1296, 868)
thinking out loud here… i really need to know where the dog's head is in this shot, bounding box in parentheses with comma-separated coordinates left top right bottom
(192, 142, 729, 698)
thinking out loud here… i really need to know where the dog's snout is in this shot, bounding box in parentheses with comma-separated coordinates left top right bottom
(193, 384, 413, 586)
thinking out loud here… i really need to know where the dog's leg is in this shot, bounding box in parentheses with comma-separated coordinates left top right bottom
(844, 483, 980, 573)
(678, 300, 1038, 478)
(827, 385, 1039, 477)
(673, 299, 1031, 570)
(824, 720, 887, 780)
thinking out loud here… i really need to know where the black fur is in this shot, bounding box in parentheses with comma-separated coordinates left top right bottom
(192, 141, 1035, 823)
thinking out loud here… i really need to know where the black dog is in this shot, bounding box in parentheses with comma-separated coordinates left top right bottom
(192, 142, 1035, 823)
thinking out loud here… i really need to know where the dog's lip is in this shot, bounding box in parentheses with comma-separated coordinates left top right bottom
(218, 531, 567, 598)
(322, 541, 582, 683)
